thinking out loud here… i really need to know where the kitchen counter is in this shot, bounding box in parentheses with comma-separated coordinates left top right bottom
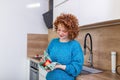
(76, 71, 120, 80)
(29, 58, 120, 80)
(29, 57, 42, 63)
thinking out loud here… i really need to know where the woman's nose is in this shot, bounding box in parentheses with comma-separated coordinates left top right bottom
(59, 31, 63, 35)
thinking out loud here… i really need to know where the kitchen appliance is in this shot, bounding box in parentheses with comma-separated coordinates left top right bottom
(30, 60, 39, 80)
(30, 58, 47, 80)
(43, 9, 53, 29)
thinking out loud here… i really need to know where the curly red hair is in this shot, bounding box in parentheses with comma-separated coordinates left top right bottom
(54, 13, 80, 40)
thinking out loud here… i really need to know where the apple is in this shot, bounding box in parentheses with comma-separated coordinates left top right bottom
(42, 59, 51, 67)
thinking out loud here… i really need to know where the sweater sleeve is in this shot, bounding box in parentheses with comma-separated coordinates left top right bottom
(65, 42, 84, 77)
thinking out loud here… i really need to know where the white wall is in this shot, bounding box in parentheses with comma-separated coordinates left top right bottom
(0, 0, 48, 80)
(54, 0, 120, 25)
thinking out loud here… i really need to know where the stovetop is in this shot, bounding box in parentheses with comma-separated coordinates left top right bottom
(32, 57, 42, 61)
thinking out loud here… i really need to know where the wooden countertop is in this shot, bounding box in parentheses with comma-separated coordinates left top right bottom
(29, 58, 120, 80)
(29, 57, 42, 63)
(76, 71, 120, 80)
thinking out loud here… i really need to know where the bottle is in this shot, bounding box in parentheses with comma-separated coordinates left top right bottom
(111, 51, 116, 73)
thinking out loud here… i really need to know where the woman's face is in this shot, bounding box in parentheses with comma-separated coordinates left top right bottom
(57, 24, 69, 41)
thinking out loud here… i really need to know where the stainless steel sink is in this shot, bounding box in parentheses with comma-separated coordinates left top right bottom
(80, 66, 103, 75)
(81, 70, 91, 75)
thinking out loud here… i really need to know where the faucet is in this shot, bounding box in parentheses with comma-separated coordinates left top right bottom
(84, 33, 93, 68)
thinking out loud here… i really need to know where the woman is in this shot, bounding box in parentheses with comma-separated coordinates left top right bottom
(46, 13, 84, 80)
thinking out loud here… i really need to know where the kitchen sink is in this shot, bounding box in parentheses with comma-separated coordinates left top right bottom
(81, 70, 92, 75)
(80, 66, 103, 75)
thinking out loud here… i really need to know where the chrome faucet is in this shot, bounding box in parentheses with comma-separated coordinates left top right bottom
(84, 33, 93, 68)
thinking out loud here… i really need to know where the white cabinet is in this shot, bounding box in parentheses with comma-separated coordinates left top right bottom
(39, 66, 47, 80)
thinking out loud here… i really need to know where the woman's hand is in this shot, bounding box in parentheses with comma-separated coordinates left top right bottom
(54, 64, 66, 70)
(46, 69, 51, 72)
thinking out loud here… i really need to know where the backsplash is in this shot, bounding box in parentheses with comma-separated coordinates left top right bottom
(27, 34, 48, 58)
(48, 19, 120, 70)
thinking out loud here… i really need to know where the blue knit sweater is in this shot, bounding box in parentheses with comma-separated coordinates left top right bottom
(46, 38, 84, 80)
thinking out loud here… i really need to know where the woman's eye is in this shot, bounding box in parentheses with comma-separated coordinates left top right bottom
(57, 29, 61, 31)
(63, 30, 67, 33)
(57, 29, 67, 33)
